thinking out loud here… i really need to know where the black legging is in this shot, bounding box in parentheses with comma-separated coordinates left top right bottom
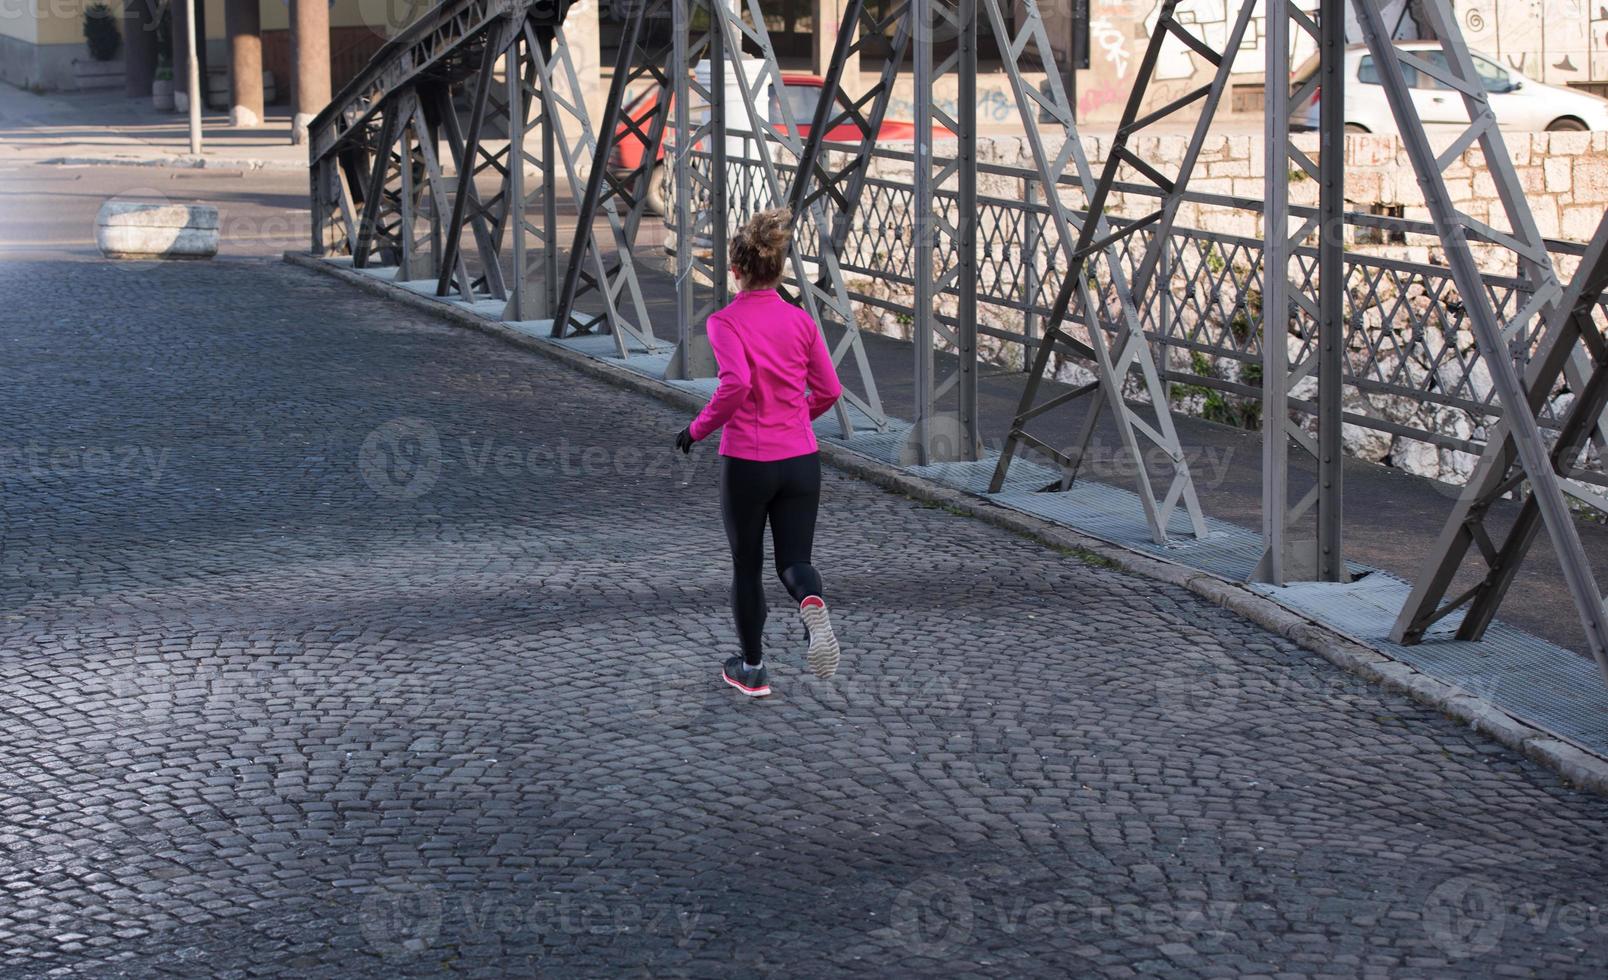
(720, 453, 825, 664)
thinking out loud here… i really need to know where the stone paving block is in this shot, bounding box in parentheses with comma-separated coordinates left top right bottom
(0, 258, 1606, 976)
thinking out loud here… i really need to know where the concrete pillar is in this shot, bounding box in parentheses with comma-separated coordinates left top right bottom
(290, 0, 332, 144)
(124, 0, 159, 98)
(812, 0, 858, 93)
(226, 0, 264, 127)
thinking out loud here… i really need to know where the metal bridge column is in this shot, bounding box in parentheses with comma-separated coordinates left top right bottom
(909, 0, 980, 463)
(1255, 0, 1349, 585)
(556, 1, 675, 340)
(666, 0, 728, 380)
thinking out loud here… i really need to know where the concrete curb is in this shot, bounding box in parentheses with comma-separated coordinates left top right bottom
(43, 155, 306, 172)
(284, 250, 1608, 799)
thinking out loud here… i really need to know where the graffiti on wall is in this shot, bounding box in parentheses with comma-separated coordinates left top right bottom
(1142, 0, 1321, 81)
(1456, 0, 1608, 84)
(1089, 17, 1133, 79)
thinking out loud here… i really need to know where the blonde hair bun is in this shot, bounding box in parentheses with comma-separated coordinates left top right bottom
(731, 207, 793, 288)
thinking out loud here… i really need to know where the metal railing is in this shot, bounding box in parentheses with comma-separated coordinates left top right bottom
(669, 143, 1608, 473)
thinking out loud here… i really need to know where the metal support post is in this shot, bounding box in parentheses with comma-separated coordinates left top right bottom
(543, 14, 657, 348)
(503, 24, 563, 321)
(1315, 0, 1346, 583)
(666, 0, 727, 380)
(435, 20, 517, 297)
(1254, 0, 1348, 584)
(909, 0, 979, 463)
(1021, 178, 1041, 373)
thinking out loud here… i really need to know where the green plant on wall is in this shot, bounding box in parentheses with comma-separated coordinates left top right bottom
(1172, 350, 1262, 430)
(1230, 288, 1261, 344)
(84, 2, 122, 62)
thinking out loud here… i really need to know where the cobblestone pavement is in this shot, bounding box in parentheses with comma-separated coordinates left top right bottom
(3, 256, 1607, 978)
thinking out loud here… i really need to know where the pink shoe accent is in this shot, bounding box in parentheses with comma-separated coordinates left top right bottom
(722, 670, 771, 697)
(801, 595, 825, 610)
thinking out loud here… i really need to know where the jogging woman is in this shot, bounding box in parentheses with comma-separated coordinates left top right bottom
(674, 207, 843, 698)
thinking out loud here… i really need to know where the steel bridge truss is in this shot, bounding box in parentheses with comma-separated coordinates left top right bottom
(651, 0, 896, 437)
(978, 0, 1608, 676)
(661, 0, 728, 381)
(1354, 0, 1608, 680)
(1259, 0, 1347, 585)
(307, 0, 1608, 683)
(308, 0, 654, 349)
(983, 0, 1246, 543)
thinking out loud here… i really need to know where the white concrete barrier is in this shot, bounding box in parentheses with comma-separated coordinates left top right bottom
(95, 201, 220, 260)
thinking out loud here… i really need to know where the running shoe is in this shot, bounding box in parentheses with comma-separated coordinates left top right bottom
(722, 656, 771, 697)
(799, 596, 840, 679)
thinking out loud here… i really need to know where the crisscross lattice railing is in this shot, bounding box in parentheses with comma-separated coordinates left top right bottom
(668, 146, 1608, 474)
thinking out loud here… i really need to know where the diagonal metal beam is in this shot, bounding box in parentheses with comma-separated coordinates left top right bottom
(556, 1, 665, 336)
(435, 18, 518, 298)
(1359, 0, 1608, 681)
(983, 0, 1210, 544)
(533, 18, 656, 352)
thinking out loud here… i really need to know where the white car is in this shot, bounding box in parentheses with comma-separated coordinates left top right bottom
(1294, 42, 1608, 134)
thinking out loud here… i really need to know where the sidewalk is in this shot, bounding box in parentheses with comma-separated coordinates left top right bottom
(0, 82, 309, 171)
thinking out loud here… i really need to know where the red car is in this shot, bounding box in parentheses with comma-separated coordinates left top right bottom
(610, 73, 927, 213)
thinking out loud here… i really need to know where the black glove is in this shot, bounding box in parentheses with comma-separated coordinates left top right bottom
(675, 426, 695, 454)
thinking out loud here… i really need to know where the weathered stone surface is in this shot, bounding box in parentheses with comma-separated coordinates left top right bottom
(9, 255, 1608, 974)
(98, 200, 220, 229)
(95, 200, 219, 259)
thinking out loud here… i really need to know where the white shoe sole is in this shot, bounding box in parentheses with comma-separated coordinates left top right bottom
(800, 599, 840, 679)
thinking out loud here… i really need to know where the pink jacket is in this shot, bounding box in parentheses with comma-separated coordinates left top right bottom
(688, 289, 843, 460)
